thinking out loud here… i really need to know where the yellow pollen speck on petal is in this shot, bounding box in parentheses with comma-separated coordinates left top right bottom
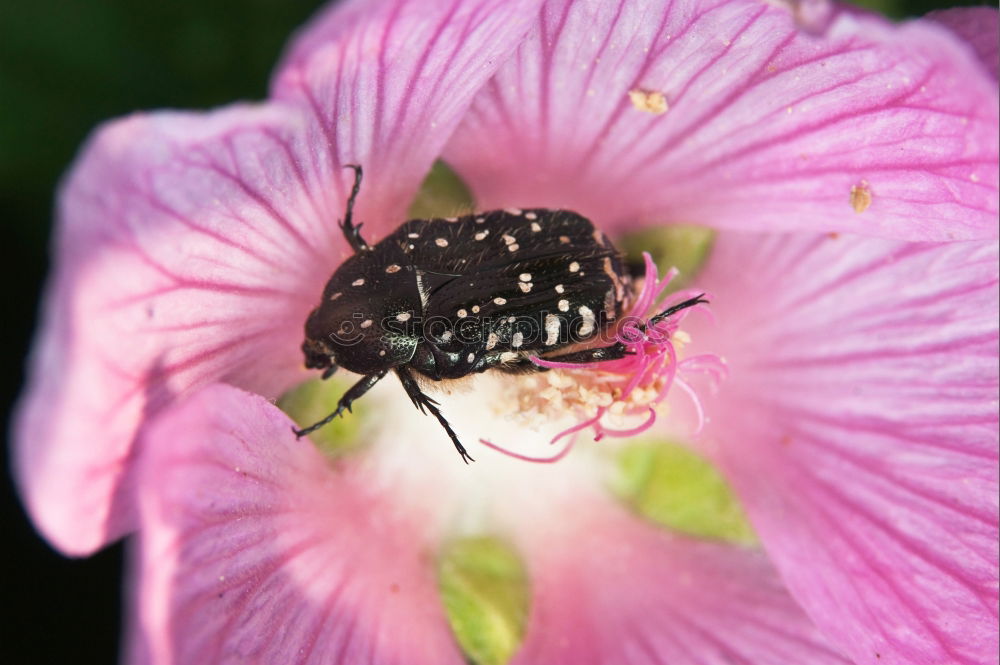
(850, 181, 872, 213)
(628, 88, 668, 115)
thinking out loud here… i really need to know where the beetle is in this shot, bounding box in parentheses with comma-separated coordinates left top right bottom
(296, 165, 706, 462)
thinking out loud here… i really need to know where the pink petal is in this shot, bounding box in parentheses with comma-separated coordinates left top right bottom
(15, 0, 540, 555)
(270, 0, 542, 230)
(510, 495, 849, 665)
(926, 7, 999, 80)
(444, 0, 998, 241)
(686, 233, 999, 664)
(129, 384, 463, 665)
(15, 106, 322, 556)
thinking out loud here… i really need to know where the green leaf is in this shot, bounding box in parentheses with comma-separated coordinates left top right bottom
(438, 537, 530, 665)
(613, 439, 756, 545)
(277, 377, 367, 455)
(408, 160, 476, 219)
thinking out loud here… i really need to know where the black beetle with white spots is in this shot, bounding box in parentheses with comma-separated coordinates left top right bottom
(298, 165, 706, 462)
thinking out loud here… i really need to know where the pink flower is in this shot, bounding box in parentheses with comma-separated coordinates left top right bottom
(14, 1, 998, 664)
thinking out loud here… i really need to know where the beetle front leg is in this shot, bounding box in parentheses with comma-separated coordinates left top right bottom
(292, 368, 387, 438)
(339, 164, 370, 253)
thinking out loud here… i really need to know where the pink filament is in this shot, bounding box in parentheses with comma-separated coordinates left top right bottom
(478, 437, 578, 464)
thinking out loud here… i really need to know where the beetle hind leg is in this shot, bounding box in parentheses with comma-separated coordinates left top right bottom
(396, 367, 474, 463)
(648, 293, 708, 327)
(339, 164, 370, 253)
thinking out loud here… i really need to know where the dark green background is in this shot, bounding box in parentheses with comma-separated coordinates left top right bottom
(0, 0, 985, 662)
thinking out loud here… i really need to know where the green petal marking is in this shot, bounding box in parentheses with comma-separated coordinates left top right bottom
(618, 225, 715, 292)
(408, 160, 475, 219)
(277, 377, 366, 455)
(438, 537, 530, 665)
(613, 439, 756, 545)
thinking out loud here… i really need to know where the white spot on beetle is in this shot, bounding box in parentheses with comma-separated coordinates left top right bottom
(530, 222, 542, 232)
(569, 262, 580, 273)
(379, 350, 387, 356)
(472, 305, 481, 314)
(408, 232, 420, 239)
(352, 278, 365, 286)
(361, 319, 373, 328)
(385, 264, 401, 274)
(544, 314, 560, 346)
(518, 282, 533, 293)
(475, 217, 485, 224)
(486, 333, 499, 350)
(502, 234, 516, 245)
(505, 207, 523, 215)
(474, 230, 489, 240)
(457, 309, 468, 318)
(396, 312, 412, 322)
(525, 212, 538, 220)
(467, 353, 475, 363)
(558, 299, 569, 312)
(555, 284, 565, 294)
(512, 332, 524, 348)
(519, 273, 532, 282)
(508, 244, 520, 252)
(578, 305, 595, 336)
(435, 237, 449, 247)
(441, 330, 453, 342)
(500, 351, 519, 363)
(445, 216, 458, 222)
(507, 316, 516, 323)
(329, 292, 343, 301)
(559, 236, 571, 245)
(494, 297, 507, 305)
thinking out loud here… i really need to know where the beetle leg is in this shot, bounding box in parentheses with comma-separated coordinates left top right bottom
(321, 364, 338, 380)
(395, 367, 474, 463)
(292, 368, 387, 438)
(534, 343, 630, 366)
(648, 293, 708, 327)
(516, 295, 709, 369)
(339, 164, 370, 253)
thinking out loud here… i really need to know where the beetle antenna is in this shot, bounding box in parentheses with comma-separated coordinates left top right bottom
(339, 164, 369, 253)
